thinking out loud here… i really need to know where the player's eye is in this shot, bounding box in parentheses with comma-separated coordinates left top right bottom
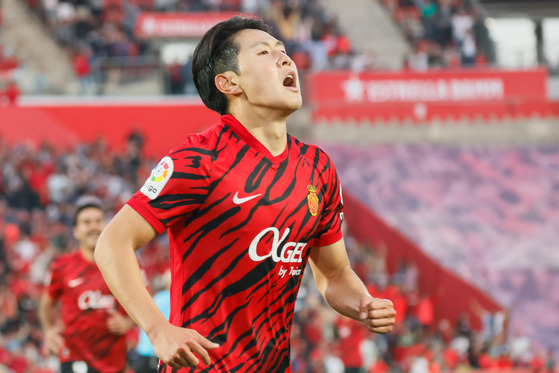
(258, 50, 269, 55)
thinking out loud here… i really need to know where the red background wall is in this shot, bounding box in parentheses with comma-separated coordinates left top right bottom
(0, 101, 219, 158)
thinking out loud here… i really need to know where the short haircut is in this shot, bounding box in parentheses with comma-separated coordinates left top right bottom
(192, 16, 272, 115)
(72, 195, 103, 226)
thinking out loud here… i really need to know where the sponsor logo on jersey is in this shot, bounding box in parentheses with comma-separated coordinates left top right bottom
(77, 290, 115, 310)
(248, 227, 306, 278)
(248, 227, 306, 264)
(307, 185, 319, 216)
(141, 156, 174, 200)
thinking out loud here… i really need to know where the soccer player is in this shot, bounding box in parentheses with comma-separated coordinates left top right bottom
(39, 196, 136, 373)
(95, 16, 396, 372)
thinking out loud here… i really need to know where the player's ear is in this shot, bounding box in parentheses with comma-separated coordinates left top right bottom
(215, 72, 242, 96)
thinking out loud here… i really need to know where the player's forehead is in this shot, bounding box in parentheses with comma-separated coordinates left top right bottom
(76, 207, 104, 222)
(235, 29, 283, 52)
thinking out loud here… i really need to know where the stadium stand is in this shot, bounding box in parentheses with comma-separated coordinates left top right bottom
(11, 0, 363, 95)
(379, 0, 495, 69)
(0, 0, 77, 95)
(322, 143, 559, 358)
(1, 0, 496, 95)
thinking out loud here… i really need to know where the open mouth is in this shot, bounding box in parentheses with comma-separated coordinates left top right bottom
(283, 74, 296, 88)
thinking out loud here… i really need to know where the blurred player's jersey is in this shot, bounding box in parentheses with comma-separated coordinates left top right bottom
(46, 250, 128, 372)
(128, 114, 344, 372)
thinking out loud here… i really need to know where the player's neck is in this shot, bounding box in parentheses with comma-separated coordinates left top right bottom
(230, 107, 289, 157)
(79, 246, 95, 262)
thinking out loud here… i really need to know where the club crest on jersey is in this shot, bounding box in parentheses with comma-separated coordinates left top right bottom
(307, 185, 319, 216)
(141, 156, 174, 200)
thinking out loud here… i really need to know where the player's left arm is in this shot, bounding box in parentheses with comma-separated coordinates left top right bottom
(309, 239, 396, 334)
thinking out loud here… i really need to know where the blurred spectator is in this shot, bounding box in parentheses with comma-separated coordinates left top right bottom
(1, 81, 21, 106)
(420, 0, 438, 41)
(335, 316, 367, 372)
(165, 59, 185, 95)
(433, 0, 454, 47)
(406, 40, 429, 71)
(510, 330, 533, 364)
(415, 292, 435, 332)
(546, 348, 557, 373)
(0, 46, 19, 74)
(72, 45, 96, 95)
(460, 29, 477, 66)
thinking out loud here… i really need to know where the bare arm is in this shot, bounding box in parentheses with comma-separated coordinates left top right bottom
(106, 310, 137, 335)
(38, 293, 64, 355)
(309, 239, 396, 334)
(95, 204, 218, 368)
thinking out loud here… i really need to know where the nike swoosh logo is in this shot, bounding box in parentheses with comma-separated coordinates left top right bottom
(68, 278, 85, 288)
(233, 192, 262, 205)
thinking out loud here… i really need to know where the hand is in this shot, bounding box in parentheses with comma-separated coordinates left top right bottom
(42, 326, 64, 356)
(148, 322, 220, 369)
(359, 295, 396, 334)
(107, 311, 135, 335)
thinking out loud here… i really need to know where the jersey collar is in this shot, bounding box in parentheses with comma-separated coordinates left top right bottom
(221, 114, 290, 167)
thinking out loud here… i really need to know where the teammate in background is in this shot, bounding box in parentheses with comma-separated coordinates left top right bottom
(95, 16, 396, 372)
(38, 196, 136, 373)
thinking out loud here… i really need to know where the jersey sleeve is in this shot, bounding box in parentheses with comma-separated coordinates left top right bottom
(127, 136, 213, 234)
(313, 151, 344, 247)
(46, 258, 63, 300)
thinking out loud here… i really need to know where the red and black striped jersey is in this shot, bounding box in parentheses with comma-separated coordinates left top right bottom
(45, 250, 128, 372)
(128, 114, 344, 372)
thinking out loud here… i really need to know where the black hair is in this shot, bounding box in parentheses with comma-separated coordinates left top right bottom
(72, 196, 103, 226)
(192, 16, 272, 115)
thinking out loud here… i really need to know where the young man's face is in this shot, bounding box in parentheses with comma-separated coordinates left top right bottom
(73, 207, 105, 252)
(233, 29, 302, 114)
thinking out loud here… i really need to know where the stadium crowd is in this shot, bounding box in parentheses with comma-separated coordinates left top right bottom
(325, 143, 559, 365)
(1, 134, 557, 372)
(22, 0, 361, 95)
(12, 0, 495, 96)
(382, 0, 492, 70)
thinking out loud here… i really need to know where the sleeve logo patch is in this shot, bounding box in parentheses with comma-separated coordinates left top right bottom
(140, 156, 174, 200)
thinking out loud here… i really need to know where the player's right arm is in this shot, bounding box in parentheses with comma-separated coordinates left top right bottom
(38, 293, 64, 356)
(95, 204, 219, 369)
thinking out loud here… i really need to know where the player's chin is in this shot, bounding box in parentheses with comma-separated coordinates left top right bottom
(281, 98, 303, 113)
(89, 234, 101, 243)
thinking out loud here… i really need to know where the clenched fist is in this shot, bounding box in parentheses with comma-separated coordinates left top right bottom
(359, 295, 396, 334)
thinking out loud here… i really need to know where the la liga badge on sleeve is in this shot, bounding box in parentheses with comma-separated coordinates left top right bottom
(141, 156, 174, 200)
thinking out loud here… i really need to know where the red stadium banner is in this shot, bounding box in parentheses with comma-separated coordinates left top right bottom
(135, 12, 249, 39)
(0, 100, 220, 158)
(306, 68, 551, 122)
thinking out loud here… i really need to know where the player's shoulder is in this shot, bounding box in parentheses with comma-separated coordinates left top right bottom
(50, 250, 82, 270)
(291, 135, 334, 166)
(166, 121, 226, 158)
